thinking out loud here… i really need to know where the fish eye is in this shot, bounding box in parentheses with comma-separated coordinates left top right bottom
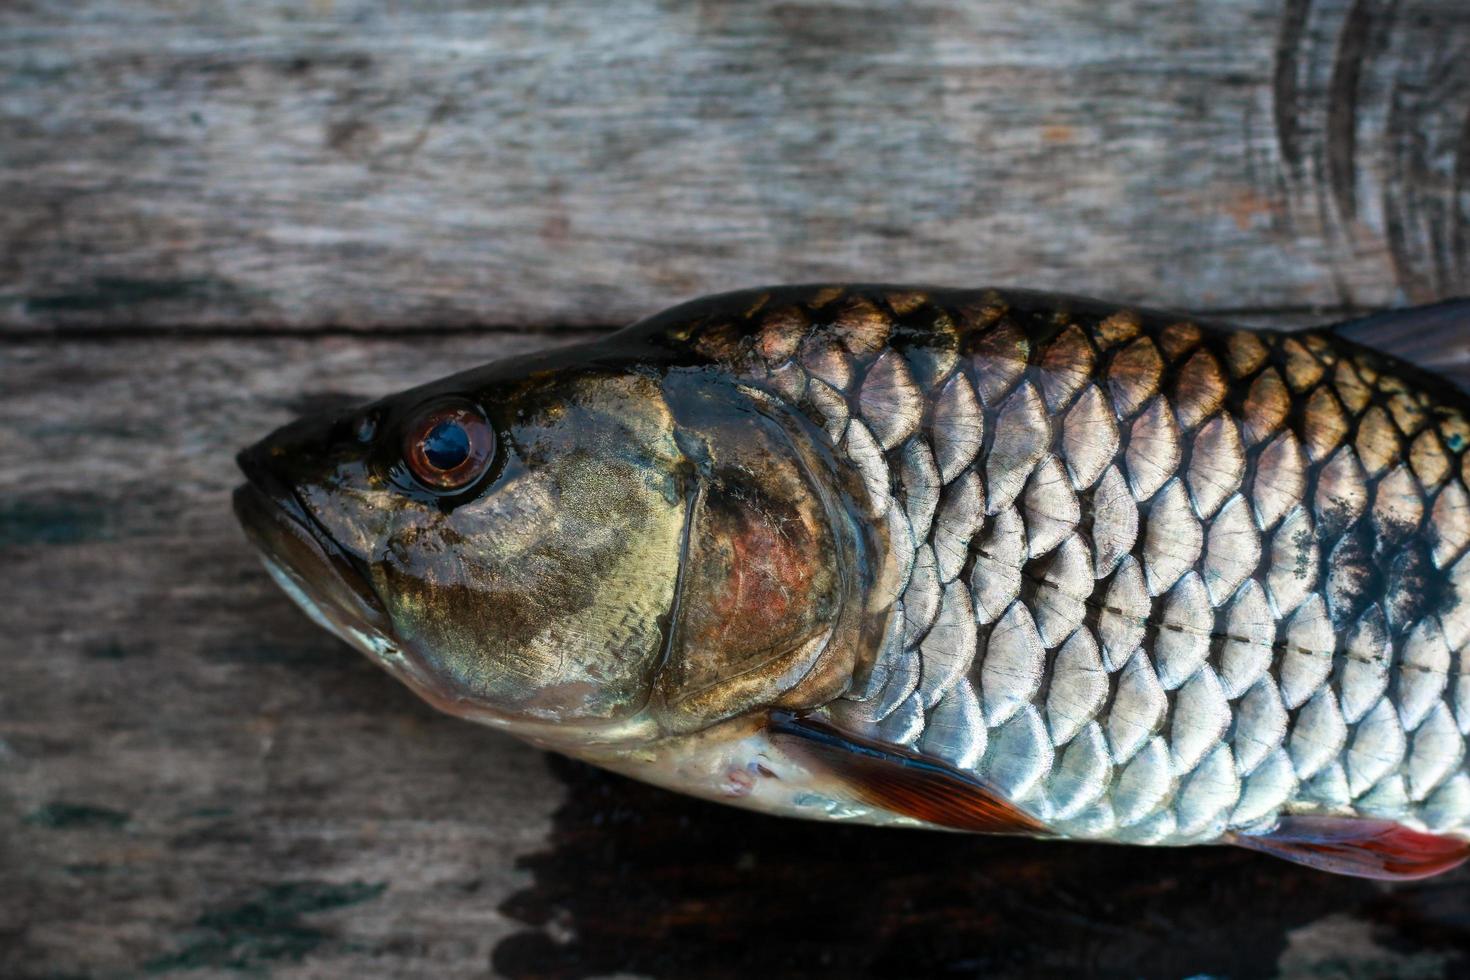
(402, 401, 495, 492)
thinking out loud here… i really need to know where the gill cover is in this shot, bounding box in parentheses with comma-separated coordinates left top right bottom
(347, 370, 691, 726)
(401, 364, 879, 736)
(650, 370, 879, 735)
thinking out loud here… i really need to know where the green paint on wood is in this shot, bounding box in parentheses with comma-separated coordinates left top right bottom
(24, 277, 235, 315)
(145, 881, 388, 973)
(25, 802, 130, 830)
(64, 863, 112, 877)
(0, 499, 110, 547)
(204, 638, 345, 668)
(84, 638, 146, 660)
(185, 807, 234, 819)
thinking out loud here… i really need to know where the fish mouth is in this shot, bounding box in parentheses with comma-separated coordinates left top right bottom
(230, 445, 607, 738)
(232, 449, 391, 648)
(233, 448, 495, 721)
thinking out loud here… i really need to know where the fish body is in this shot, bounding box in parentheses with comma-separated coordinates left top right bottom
(236, 285, 1470, 878)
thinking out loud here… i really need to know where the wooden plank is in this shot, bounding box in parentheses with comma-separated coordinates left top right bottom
(4, 326, 1470, 978)
(3, 0, 1469, 331)
(0, 334, 578, 977)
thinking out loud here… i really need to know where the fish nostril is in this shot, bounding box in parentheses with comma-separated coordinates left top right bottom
(353, 413, 378, 443)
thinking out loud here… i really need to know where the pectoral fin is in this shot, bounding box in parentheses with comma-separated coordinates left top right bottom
(1232, 816, 1470, 880)
(767, 712, 1047, 835)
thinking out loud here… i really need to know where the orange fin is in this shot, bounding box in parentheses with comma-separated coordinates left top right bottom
(767, 712, 1047, 835)
(1233, 816, 1470, 880)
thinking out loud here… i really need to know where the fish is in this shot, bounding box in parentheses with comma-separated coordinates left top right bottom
(234, 284, 1470, 880)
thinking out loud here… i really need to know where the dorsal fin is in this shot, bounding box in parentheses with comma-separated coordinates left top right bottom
(1232, 816, 1470, 880)
(767, 712, 1047, 835)
(1329, 298, 1470, 396)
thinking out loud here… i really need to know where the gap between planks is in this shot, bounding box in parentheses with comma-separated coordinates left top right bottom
(0, 304, 1382, 344)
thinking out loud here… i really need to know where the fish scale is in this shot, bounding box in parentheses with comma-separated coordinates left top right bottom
(699, 285, 1470, 844)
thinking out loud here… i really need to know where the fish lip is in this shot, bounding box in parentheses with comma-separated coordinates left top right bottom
(232, 447, 389, 634)
(232, 456, 488, 720)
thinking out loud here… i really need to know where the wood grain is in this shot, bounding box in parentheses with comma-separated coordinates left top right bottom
(6, 0, 1470, 975)
(2, 0, 1469, 332)
(0, 335, 579, 977)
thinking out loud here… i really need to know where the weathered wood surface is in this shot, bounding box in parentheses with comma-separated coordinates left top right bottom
(5, 329, 1470, 980)
(0, 336, 574, 977)
(6, 0, 1470, 977)
(3, 0, 1470, 331)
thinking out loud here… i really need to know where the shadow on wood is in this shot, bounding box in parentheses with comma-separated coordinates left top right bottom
(494, 756, 1470, 980)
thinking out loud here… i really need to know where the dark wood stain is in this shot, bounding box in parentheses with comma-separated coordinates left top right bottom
(23, 802, 130, 831)
(494, 757, 1470, 980)
(1273, 0, 1314, 174)
(1382, 76, 1418, 298)
(0, 498, 111, 548)
(6, 1, 1469, 331)
(23, 277, 243, 315)
(144, 880, 388, 974)
(1267, 0, 1470, 301)
(5, 2, 1470, 974)
(1456, 98, 1470, 281)
(1326, 0, 1386, 224)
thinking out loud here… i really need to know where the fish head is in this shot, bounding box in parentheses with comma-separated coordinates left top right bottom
(234, 346, 874, 752)
(234, 348, 694, 742)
